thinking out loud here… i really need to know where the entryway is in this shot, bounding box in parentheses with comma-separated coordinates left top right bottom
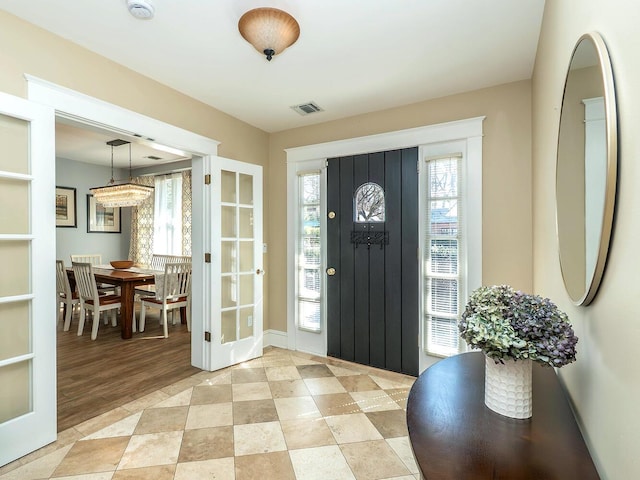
(286, 117, 484, 377)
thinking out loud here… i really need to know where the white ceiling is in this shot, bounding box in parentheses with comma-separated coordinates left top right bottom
(0, 0, 545, 136)
(55, 121, 189, 168)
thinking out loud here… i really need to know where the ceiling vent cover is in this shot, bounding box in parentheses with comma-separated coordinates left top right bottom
(291, 102, 324, 116)
(145, 155, 162, 161)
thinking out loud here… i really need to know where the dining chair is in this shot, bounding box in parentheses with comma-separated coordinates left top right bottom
(72, 261, 122, 340)
(71, 254, 117, 294)
(149, 254, 191, 270)
(139, 262, 192, 338)
(70, 253, 104, 265)
(56, 260, 80, 331)
(135, 254, 192, 298)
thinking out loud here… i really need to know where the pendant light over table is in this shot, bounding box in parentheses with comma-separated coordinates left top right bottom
(90, 139, 154, 208)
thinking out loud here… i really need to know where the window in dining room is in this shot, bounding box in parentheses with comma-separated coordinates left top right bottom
(130, 171, 191, 266)
(154, 173, 183, 255)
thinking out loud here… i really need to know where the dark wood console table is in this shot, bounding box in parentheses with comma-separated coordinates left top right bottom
(406, 352, 599, 479)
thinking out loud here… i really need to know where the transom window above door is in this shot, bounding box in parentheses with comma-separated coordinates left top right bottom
(354, 182, 385, 222)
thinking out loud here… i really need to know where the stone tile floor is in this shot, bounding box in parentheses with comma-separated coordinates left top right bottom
(0, 347, 418, 480)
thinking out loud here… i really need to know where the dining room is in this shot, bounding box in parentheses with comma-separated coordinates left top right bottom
(54, 121, 199, 432)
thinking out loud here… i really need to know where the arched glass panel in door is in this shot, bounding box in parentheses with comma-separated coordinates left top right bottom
(354, 182, 385, 222)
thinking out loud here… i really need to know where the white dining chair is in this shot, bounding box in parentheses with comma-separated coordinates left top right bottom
(70, 254, 103, 265)
(56, 260, 80, 331)
(135, 254, 192, 298)
(71, 254, 117, 294)
(72, 261, 122, 340)
(139, 262, 192, 338)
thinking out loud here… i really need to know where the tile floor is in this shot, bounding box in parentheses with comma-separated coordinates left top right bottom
(0, 347, 419, 480)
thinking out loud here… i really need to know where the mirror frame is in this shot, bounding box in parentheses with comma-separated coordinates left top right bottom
(556, 32, 617, 306)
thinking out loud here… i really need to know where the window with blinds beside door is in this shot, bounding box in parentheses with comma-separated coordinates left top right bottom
(296, 171, 322, 332)
(424, 155, 465, 357)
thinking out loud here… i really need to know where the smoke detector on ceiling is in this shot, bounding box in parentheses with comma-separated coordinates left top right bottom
(127, 0, 155, 20)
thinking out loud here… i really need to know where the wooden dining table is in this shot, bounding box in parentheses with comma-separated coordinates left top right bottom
(67, 266, 156, 339)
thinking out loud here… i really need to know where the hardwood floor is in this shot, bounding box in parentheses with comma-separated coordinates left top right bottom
(56, 307, 200, 432)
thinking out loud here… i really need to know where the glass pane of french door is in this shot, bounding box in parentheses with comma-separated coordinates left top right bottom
(0, 93, 56, 467)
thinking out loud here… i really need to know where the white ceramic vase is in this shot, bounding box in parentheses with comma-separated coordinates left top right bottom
(484, 355, 532, 419)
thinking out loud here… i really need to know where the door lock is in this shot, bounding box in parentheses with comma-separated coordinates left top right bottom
(326, 267, 336, 276)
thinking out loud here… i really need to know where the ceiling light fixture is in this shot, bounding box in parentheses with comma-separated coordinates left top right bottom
(238, 7, 300, 61)
(90, 139, 154, 208)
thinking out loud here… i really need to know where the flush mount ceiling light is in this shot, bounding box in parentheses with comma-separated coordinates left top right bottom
(127, 0, 155, 20)
(90, 139, 154, 208)
(238, 7, 300, 61)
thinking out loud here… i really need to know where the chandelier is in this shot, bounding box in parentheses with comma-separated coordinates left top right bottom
(238, 7, 300, 61)
(90, 139, 154, 208)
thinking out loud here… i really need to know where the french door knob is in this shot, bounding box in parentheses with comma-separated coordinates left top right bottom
(256, 268, 264, 275)
(326, 267, 336, 276)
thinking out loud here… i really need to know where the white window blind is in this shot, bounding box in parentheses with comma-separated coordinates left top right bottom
(153, 173, 183, 255)
(424, 155, 465, 356)
(297, 171, 322, 332)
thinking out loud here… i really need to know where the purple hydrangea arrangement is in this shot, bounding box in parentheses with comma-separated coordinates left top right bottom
(458, 285, 578, 367)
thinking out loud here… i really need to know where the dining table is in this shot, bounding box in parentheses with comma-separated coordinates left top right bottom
(67, 265, 156, 339)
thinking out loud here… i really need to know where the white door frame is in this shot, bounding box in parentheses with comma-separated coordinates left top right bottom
(26, 75, 220, 371)
(285, 117, 484, 373)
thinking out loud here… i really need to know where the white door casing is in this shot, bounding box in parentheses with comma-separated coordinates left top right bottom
(26, 75, 220, 371)
(285, 117, 483, 373)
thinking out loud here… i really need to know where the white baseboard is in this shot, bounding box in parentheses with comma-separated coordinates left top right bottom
(264, 329, 288, 349)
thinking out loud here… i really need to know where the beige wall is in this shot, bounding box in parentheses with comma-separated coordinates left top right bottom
(268, 80, 533, 331)
(0, 10, 272, 326)
(533, 1, 640, 478)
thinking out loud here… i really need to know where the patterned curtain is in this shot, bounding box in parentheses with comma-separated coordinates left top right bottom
(182, 170, 192, 256)
(129, 175, 155, 266)
(129, 171, 192, 265)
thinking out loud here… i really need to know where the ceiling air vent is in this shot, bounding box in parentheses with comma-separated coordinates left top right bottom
(291, 101, 324, 116)
(145, 155, 162, 161)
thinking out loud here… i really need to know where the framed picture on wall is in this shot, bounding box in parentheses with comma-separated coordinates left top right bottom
(56, 186, 77, 228)
(87, 194, 121, 233)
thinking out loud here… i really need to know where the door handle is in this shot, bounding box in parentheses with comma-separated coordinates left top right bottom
(326, 267, 336, 276)
(256, 268, 264, 275)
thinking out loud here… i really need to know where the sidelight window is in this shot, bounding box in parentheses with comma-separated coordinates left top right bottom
(424, 155, 464, 356)
(296, 172, 322, 332)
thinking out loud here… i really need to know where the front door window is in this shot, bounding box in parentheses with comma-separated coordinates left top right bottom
(354, 182, 385, 222)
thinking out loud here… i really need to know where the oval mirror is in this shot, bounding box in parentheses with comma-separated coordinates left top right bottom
(556, 32, 617, 305)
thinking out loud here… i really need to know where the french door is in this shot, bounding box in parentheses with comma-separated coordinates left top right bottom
(208, 158, 263, 371)
(0, 92, 56, 466)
